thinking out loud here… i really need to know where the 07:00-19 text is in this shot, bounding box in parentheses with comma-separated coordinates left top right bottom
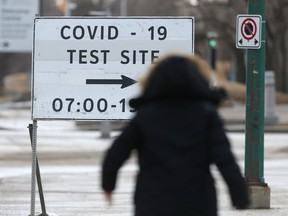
(52, 98, 136, 113)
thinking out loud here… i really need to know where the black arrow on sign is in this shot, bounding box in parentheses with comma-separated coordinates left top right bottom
(254, 39, 258, 45)
(239, 39, 243, 45)
(86, 75, 137, 89)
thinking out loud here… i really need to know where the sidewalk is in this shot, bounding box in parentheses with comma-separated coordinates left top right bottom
(219, 103, 288, 132)
(0, 102, 288, 216)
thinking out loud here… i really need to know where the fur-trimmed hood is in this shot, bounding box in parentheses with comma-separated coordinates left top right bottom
(130, 54, 226, 108)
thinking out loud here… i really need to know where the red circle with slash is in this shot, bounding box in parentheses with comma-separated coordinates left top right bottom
(241, 18, 257, 40)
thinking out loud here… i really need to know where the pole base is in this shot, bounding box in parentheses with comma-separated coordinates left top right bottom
(248, 184, 271, 209)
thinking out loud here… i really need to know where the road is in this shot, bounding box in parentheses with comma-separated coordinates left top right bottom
(1, 104, 288, 216)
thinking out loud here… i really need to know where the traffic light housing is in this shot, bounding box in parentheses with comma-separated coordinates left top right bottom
(208, 38, 217, 70)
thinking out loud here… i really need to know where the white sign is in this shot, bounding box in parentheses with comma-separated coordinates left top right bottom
(32, 17, 194, 120)
(0, 0, 39, 52)
(236, 15, 262, 49)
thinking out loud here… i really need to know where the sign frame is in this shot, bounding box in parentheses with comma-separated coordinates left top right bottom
(236, 14, 262, 49)
(31, 16, 195, 121)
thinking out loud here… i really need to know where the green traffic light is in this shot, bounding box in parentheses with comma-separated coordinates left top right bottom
(209, 39, 217, 48)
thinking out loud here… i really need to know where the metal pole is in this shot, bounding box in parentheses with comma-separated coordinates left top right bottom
(245, 0, 266, 185)
(30, 121, 38, 216)
(28, 124, 48, 216)
(245, 0, 270, 209)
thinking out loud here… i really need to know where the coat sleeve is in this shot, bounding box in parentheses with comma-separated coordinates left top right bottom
(207, 106, 250, 209)
(101, 121, 140, 193)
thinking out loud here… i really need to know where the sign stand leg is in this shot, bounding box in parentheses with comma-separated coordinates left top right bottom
(28, 122, 58, 216)
(29, 120, 38, 216)
(28, 123, 49, 216)
(100, 121, 111, 138)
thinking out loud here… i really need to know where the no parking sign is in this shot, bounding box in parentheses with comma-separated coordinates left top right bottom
(236, 15, 262, 49)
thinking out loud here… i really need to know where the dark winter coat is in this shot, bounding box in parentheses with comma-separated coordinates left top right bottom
(102, 55, 249, 216)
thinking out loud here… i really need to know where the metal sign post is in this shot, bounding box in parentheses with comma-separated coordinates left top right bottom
(245, 0, 270, 209)
(30, 120, 37, 216)
(28, 123, 48, 216)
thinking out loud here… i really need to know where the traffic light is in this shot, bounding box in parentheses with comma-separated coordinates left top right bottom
(207, 32, 218, 70)
(209, 39, 217, 70)
(209, 39, 217, 48)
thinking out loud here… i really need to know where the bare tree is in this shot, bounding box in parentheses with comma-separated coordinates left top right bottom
(188, 0, 247, 82)
(122, 0, 288, 92)
(191, 0, 288, 92)
(1, 0, 287, 98)
(266, 0, 288, 91)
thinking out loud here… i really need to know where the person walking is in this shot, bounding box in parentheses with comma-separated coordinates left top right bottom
(101, 54, 249, 216)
